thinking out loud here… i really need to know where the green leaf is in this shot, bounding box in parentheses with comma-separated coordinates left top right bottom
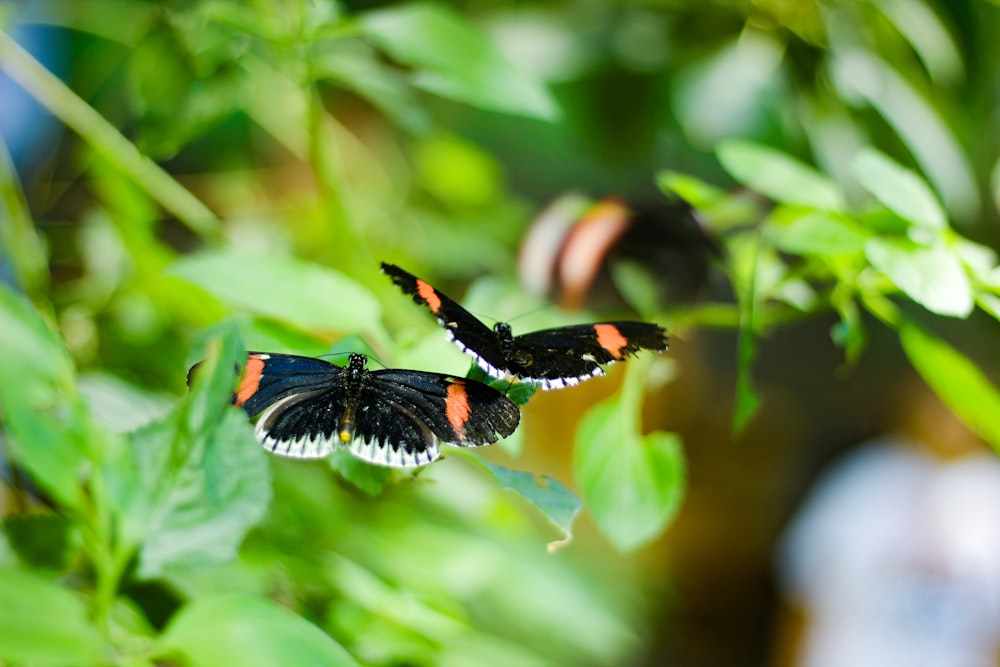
(900, 324, 1000, 454)
(829, 50, 979, 222)
(169, 251, 382, 336)
(157, 594, 361, 667)
(0, 568, 105, 667)
(329, 449, 394, 496)
(314, 43, 431, 134)
(865, 237, 973, 317)
(134, 409, 271, 578)
(3, 514, 75, 571)
(574, 400, 685, 553)
(184, 322, 245, 437)
(0, 285, 89, 508)
(0, 285, 73, 394)
(851, 148, 946, 230)
(476, 460, 582, 550)
(572, 358, 685, 553)
(359, 3, 558, 121)
(773, 213, 870, 256)
(717, 140, 846, 211)
(107, 327, 272, 575)
(656, 170, 727, 208)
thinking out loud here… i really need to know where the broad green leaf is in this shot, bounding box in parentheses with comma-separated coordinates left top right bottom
(0, 285, 72, 393)
(851, 148, 946, 230)
(169, 251, 381, 336)
(108, 328, 271, 574)
(672, 33, 784, 147)
(134, 409, 271, 578)
(314, 43, 431, 134)
(865, 237, 973, 317)
(574, 399, 685, 553)
(773, 213, 869, 256)
(873, 0, 963, 86)
(0, 568, 105, 667)
(717, 140, 845, 211)
(573, 357, 685, 553)
(656, 170, 727, 208)
(0, 285, 88, 507)
(157, 594, 360, 667)
(359, 3, 558, 121)
(477, 460, 581, 550)
(829, 50, 979, 222)
(900, 324, 1000, 453)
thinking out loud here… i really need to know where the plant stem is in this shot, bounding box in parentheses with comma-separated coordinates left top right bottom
(0, 30, 220, 240)
(0, 137, 50, 305)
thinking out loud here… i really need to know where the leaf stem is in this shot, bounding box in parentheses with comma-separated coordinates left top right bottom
(0, 30, 220, 240)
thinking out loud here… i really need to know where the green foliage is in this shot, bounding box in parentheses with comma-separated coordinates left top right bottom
(574, 359, 686, 553)
(0, 568, 106, 667)
(2, 0, 999, 663)
(156, 595, 360, 667)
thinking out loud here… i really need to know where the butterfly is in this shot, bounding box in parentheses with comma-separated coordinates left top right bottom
(382, 262, 669, 390)
(230, 351, 520, 468)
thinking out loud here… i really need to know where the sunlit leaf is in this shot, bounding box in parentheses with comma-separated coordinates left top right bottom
(359, 3, 558, 120)
(717, 139, 846, 211)
(574, 399, 685, 553)
(900, 324, 1000, 454)
(850, 148, 946, 230)
(865, 237, 973, 317)
(0, 568, 105, 667)
(157, 594, 361, 667)
(773, 212, 870, 256)
(672, 33, 784, 147)
(829, 50, 979, 221)
(170, 251, 382, 336)
(477, 460, 581, 549)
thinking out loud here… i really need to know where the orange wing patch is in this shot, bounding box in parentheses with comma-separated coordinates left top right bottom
(416, 279, 443, 313)
(593, 324, 628, 359)
(445, 381, 471, 438)
(235, 354, 266, 407)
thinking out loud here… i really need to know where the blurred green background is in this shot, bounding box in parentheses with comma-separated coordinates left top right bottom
(2, 0, 1000, 665)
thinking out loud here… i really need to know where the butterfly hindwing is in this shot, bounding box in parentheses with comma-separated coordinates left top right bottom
(507, 322, 669, 388)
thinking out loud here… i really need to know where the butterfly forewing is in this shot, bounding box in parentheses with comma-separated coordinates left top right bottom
(381, 262, 507, 375)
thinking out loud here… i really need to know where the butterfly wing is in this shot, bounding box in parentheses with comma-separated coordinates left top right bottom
(509, 322, 669, 389)
(241, 352, 519, 468)
(381, 262, 508, 378)
(235, 352, 347, 458)
(366, 369, 520, 449)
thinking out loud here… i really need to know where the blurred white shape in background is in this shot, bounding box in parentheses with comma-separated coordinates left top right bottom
(778, 439, 1000, 667)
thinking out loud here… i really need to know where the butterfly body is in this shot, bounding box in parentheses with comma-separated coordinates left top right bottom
(382, 262, 668, 389)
